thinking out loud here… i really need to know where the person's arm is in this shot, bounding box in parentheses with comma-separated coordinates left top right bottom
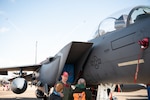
(86, 90, 93, 100)
(59, 92, 64, 97)
(68, 90, 74, 100)
(68, 84, 74, 100)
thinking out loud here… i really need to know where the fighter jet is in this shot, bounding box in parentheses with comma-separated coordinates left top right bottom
(0, 6, 150, 100)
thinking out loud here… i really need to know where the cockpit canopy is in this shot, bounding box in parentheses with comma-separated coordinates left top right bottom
(93, 6, 150, 39)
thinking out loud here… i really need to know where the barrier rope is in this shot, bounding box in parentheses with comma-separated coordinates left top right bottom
(134, 37, 149, 83)
(134, 48, 143, 83)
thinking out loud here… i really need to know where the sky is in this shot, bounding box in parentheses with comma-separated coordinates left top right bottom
(0, 0, 149, 66)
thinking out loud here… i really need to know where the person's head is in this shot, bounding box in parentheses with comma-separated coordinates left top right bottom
(61, 71, 69, 83)
(77, 78, 86, 86)
(55, 83, 63, 92)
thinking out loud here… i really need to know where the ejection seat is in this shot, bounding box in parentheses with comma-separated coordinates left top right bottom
(115, 15, 128, 30)
(134, 13, 150, 22)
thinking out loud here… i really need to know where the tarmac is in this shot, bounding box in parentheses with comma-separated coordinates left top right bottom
(0, 86, 41, 100)
(0, 86, 148, 100)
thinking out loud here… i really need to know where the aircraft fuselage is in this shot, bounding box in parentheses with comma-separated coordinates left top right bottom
(83, 17, 150, 85)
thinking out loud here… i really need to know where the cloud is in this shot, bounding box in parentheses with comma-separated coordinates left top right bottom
(0, 27, 10, 33)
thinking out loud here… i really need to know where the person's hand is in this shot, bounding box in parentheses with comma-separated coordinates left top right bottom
(59, 92, 64, 97)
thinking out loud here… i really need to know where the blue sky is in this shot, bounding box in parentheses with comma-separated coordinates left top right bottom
(0, 0, 149, 66)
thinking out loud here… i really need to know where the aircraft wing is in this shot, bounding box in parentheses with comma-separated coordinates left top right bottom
(0, 71, 8, 75)
(8, 74, 33, 82)
(0, 64, 41, 71)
